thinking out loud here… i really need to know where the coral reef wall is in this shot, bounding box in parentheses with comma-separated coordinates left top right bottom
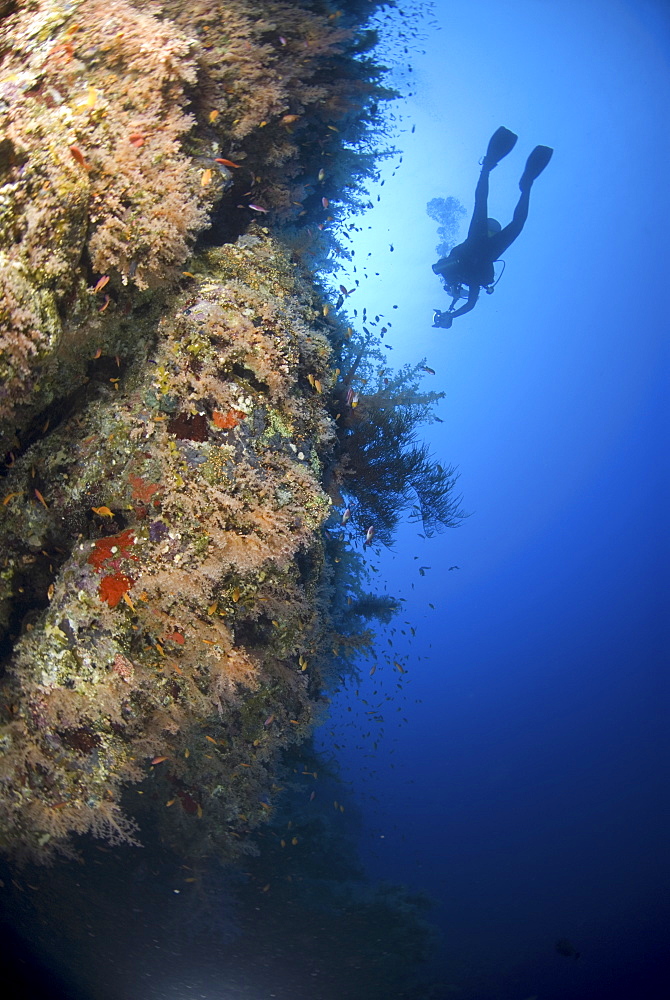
(0, 0, 393, 862)
(0, 233, 341, 862)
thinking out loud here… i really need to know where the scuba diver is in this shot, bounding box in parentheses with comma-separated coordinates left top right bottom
(432, 127, 553, 329)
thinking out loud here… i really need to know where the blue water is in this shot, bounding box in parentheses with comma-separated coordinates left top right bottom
(1, 2, 667, 998)
(317, 0, 669, 996)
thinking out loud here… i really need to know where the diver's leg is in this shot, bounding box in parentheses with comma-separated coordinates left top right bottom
(490, 147, 552, 257)
(467, 129, 517, 242)
(467, 166, 490, 241)
(488, 187, 530, 258)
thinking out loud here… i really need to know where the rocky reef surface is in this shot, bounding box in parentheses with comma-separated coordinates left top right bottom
(0, 228, 347, 861)
(0, 0, 446, 863)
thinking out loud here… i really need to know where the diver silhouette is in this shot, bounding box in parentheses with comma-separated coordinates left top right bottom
(432, 127, 553, 329)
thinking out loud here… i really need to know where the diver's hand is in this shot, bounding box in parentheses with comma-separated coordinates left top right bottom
(432, 310, 453, 329)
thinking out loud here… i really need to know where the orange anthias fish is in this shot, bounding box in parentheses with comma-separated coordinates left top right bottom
(91, 505, 114, 518)
(69, 145, 90, 170)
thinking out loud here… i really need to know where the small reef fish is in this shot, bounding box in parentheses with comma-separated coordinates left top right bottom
(248, 203, 268, 213)
(69, 145, 90, 170)
(341, 507, 351, 525)
(364, 525, 375, 546)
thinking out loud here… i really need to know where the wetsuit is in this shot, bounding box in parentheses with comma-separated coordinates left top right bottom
(432, 132, 552, 328)
(433, 166, 532, 321)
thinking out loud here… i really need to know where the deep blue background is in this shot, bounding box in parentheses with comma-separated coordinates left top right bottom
(318, 1, 669, 996)
(1, 4, 666, 999)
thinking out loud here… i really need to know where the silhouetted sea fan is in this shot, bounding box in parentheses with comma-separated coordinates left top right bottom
(341, 406, 465, 546)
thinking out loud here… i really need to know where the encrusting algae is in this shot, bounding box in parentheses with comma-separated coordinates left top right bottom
(0, 229, 342, 861)
(0, 0, 452, 863)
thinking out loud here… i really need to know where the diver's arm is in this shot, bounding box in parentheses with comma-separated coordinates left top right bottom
(448, 284, 480, 318)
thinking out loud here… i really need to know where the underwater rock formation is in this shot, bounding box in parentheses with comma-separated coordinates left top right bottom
(0, 228, 347, 861)
(0, 0, 395, 448)
(0, 0, 444, 863)
(0, 0, 221, 440)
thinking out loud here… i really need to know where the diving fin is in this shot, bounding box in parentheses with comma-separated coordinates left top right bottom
(519, 145, 553, 191)
(483, 126, 518, 169)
